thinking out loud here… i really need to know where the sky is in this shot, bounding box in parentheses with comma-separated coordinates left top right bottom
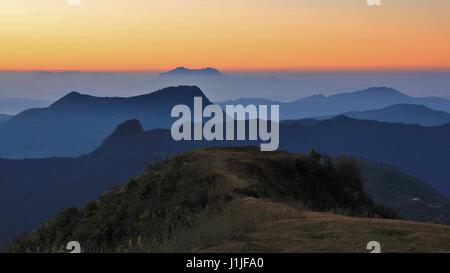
(0, 0, 450, 71)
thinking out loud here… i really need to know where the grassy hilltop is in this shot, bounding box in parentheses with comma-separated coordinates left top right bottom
(10, 147, 450, 253)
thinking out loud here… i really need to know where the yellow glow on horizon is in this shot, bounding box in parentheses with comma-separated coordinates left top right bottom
(1, 0, 450, 71)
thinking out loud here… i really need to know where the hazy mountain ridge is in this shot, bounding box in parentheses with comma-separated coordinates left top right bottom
(218, 87, 450, 120)
(2, 86, 449, 159)
(339, 104, 450, 126)
(0, 86, 210, 159)
(1, 86, 449, 195)
(2, 70, 450, 103)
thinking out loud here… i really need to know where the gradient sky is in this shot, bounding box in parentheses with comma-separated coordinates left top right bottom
(0, 0, 449, 71)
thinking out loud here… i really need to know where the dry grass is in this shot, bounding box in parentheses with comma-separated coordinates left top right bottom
(202, 211, 450, 253)
(133, 197, 305, 253)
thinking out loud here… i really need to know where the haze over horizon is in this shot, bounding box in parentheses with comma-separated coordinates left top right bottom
(1, 69, 450, 104)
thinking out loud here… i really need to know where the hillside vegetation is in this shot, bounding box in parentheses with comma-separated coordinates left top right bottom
(10, 147, 450, 253)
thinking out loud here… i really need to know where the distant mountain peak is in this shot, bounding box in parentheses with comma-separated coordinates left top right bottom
(152, 85, 206, 97)
(136, 85, 212, 105)
(304, 94, 327, 100)
(342, 103, 450, 126)
(330, 115, 355, 122)
(50, 86, 211, 110)
(355, 87, 408, 97)
(384, 103, 431, 110)
(113, 119, 144, 135)
(160, 67, 223, 77)
(101, 119, 144, 147)
(64, 91, 85, 98)
(51, 91, 94, 107)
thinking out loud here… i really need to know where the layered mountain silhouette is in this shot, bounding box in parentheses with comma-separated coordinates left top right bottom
(160, 67, 223, 77)
(1, 118, 450, 250)
(337, 104, 450, 126)
(218, 87, 450, 120)
(2, 84, 450, 251)
(3, 86, 449, 159)
(0, 85, 449, 194)
(0, 86, 210, 158)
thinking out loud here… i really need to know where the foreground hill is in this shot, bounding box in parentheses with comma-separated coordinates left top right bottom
(0, 86, 210, 158)
(341, 104, 450, 126)
(1, 119, 449, 250)
(202, 205, 450, 253)
(9, 147, 393, 252)
(10, 147, 450, 253)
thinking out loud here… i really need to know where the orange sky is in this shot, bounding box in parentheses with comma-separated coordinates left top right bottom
(0, 0, 450, 71)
